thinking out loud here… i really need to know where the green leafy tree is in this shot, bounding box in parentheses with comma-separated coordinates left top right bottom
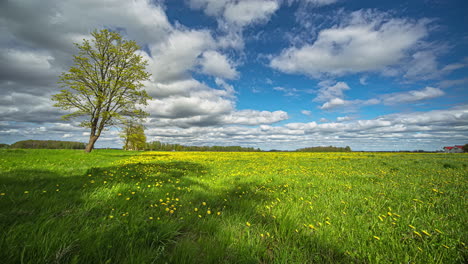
(52, 29, 151, 152)
(121, 121, 146, 151)
(463, 144, 468, 153)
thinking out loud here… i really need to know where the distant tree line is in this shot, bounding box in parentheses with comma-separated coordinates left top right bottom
(5, 140, 86, 149)
(296, 146, 352, 152)
(145, 141, 261, 152)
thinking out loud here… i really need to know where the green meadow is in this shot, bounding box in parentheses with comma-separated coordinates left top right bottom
(0, 149, 466, 263)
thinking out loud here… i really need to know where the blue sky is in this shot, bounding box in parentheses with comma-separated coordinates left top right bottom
(0, 0, 467, 151)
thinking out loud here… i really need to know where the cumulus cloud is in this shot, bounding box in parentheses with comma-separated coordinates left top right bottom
(270, 9, 429, 77)
(223, 0, 279, 27)
(0, 0, 286, 129)
(188, 0, 280, 50)
(382, 87, 444, 105)
(313, 81, 444, 111)
(141, 105, 468, 151)
(148, 29, 215, 82)
(320, 98, 347, 110)
(336, 116, 351, 122)
(222, 110, 289, 125)
(314, 81, 350, 102)
(199, 50, 238, 79)
(189, 0, 279, 27)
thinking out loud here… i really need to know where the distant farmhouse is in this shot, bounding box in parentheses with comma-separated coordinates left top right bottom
(443, 145, 464, 153)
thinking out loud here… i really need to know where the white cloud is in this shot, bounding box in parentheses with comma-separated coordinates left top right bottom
(314, 81, 443, 111)
(314, 81, 350, 102)
(223, 0, 279, 27)
(270, 10, 429, 77)
(301, 110, 312, 116)
(222, 110, 289, 125)
(189, 0, 279, 27)
(383, 87, 444, 105)
(337, 116, 351, 122)
(199, 50, 238, 79)
(320, 98, 346, 110)
(149, 30, 215, 82)
(141, 105, 468, 151)
(145, 86, 234, 120)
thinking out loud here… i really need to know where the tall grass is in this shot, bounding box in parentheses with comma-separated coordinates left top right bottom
(0, 150, 466, 263)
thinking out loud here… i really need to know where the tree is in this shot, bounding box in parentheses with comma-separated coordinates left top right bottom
(52, 29, 151, 152)
(463, 144, 468, 153)
(121, 120, 146, 151)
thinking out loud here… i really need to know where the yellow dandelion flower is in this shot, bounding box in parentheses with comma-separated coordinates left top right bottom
(217, 212, 221, 216)
(149, 217, 153, 220)
(118, 193, 122, 196)
(413, 231, 422, 238)
(198, 215, 202, 218)
(308, 224, 315, 230)
(194, 208, 198, 212)
(408, 225, 415, 229)
(202, 202, 206, 206)
(165, 208, 170, 212)
(109, 215, 114, 219)
(1, 193, 5, 195)
(442, 244, 449, 249)
(421, 230, 431, 236)
(325, 221, 331, 225)
(435, 229, 443, 234)
(126, 197, 130, 200)
(24, 191, 29, 194)
(207, 210, 211, 214)
(373, 236, 380, 240)
(170, 210, 174, 214)
(260, 234, 264, 238)
(246, 222, 251, 227)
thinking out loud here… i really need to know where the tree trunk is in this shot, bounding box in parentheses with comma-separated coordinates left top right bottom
(85, 135, 99, 153)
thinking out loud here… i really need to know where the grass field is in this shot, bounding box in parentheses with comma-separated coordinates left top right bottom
(0, 149, 466, 263)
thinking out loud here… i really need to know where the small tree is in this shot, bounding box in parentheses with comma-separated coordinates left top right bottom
(121, 120, 146, 151)
(52, 29, 151, 152)
(463, 144, 468, 153)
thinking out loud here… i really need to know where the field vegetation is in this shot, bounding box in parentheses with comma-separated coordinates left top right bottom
(0, 149, 466, 263)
